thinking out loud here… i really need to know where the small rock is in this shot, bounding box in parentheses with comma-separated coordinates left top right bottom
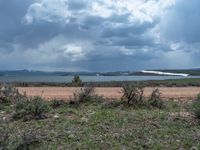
(54, 114, 59, 118)
(68, 134, 75, 139)
(113, 133, 120, 138)
(176, 139, 181, 142)
(80, 117, 88, 123)
(89, 111, 95, 115)
(190, 146, 198, 150)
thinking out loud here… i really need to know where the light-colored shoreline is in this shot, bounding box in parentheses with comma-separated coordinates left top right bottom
(141, 70, 189, 77)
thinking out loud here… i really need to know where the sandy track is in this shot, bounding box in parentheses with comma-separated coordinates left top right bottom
(17, 87, 200, 100)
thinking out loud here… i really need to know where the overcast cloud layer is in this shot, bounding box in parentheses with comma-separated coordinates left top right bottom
(0, 0, 199, 71)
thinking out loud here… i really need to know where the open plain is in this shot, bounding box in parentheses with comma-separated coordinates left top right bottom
(17, 86, 200, 100)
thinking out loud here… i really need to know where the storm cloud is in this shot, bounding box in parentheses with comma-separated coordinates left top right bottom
(0, 0, 199, 71)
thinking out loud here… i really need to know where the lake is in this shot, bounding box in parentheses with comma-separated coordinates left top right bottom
(0, 75, 200, 83)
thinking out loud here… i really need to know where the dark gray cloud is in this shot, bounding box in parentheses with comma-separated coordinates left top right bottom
(0, 0, 199, 71)
(68, 0, 87, 11)
(161, 0, 200, 43)
(101, 21, 156, 38)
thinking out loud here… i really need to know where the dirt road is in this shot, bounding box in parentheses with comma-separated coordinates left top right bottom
(17, 87, 200, 100)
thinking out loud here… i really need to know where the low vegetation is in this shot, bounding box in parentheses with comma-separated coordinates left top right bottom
(121, 83, 164, 109)
(12, 96, 49, 121)
(0, 121, 10, 150)
(15, 130, 42, 150)
(121, 83, 145, 107)
(0, 84, 200, 149)
(0, 84, 23, 104)
(192, 93, 200, 119)
(50, 99, 65, 108)
(70, 86, 103, 105)
(148, 88, 165, 109)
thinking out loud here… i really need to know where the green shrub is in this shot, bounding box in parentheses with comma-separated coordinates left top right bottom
(102, 100, 122, 109)
(72, 86, 94, 103)
(16, 130, 41, 150)
(26, 97, 49, 118)
(14, 95, 29, 110)
(192, 93, 200, 119)
(0, 121, 9, 150)
(148, 89, 164, 109)
(121, 83, 145, 107)
(51, 99, 65, 108)
(0, 84, 24, 105)
(72, 75, 83, 86)
(13, 96, 50, 121)
(70, 86, 102, 104)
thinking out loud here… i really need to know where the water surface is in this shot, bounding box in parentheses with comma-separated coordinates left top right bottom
(0, 75, 199, 83)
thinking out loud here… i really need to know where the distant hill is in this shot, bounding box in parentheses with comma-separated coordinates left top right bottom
(58, 72, 101, 76)
(0, 70, 54, 76)
(0, 70, 101, 76)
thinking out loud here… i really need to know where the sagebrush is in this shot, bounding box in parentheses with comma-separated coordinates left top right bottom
(0, 84, 25, 105)
(148, 88, 164, 109)
(0, 121, 9, 150)
(121, 83, 145, 107)
(51, 99, 65, 108)
(192, 93, 200, 119)
(70, 86, 103, 104)
(16, 130, 41, 150)
(12, 96, 49, 121)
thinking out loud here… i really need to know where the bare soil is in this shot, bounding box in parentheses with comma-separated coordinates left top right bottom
(17, 87, 200, 100)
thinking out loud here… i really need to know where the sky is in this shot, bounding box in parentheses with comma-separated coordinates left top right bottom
(0, 0, 200, 72)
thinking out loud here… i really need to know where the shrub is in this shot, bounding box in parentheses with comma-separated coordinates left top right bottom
(15, 97, 29, 110)
(102, 100, 122, 109)
(13, 96, 50, 121)
(148, 89, 164, 109)
(51, 99, 65, 108)
(0, 121, 9, 150)
(72, 75, 83, 86)
(121, 83, 145, 107)
(72, 86, 94, 103)
(70, 86, 102, 104)
(0, 84, 24, 105)
(26, 97, 49, 118)
(192, 93, 200, 119)
(16, 130, 41, 150)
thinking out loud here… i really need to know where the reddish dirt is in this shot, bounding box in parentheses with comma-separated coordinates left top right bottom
(17, 87, 200, 101)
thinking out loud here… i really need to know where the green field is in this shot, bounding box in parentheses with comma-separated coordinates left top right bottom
(1, 100, 200, 149)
